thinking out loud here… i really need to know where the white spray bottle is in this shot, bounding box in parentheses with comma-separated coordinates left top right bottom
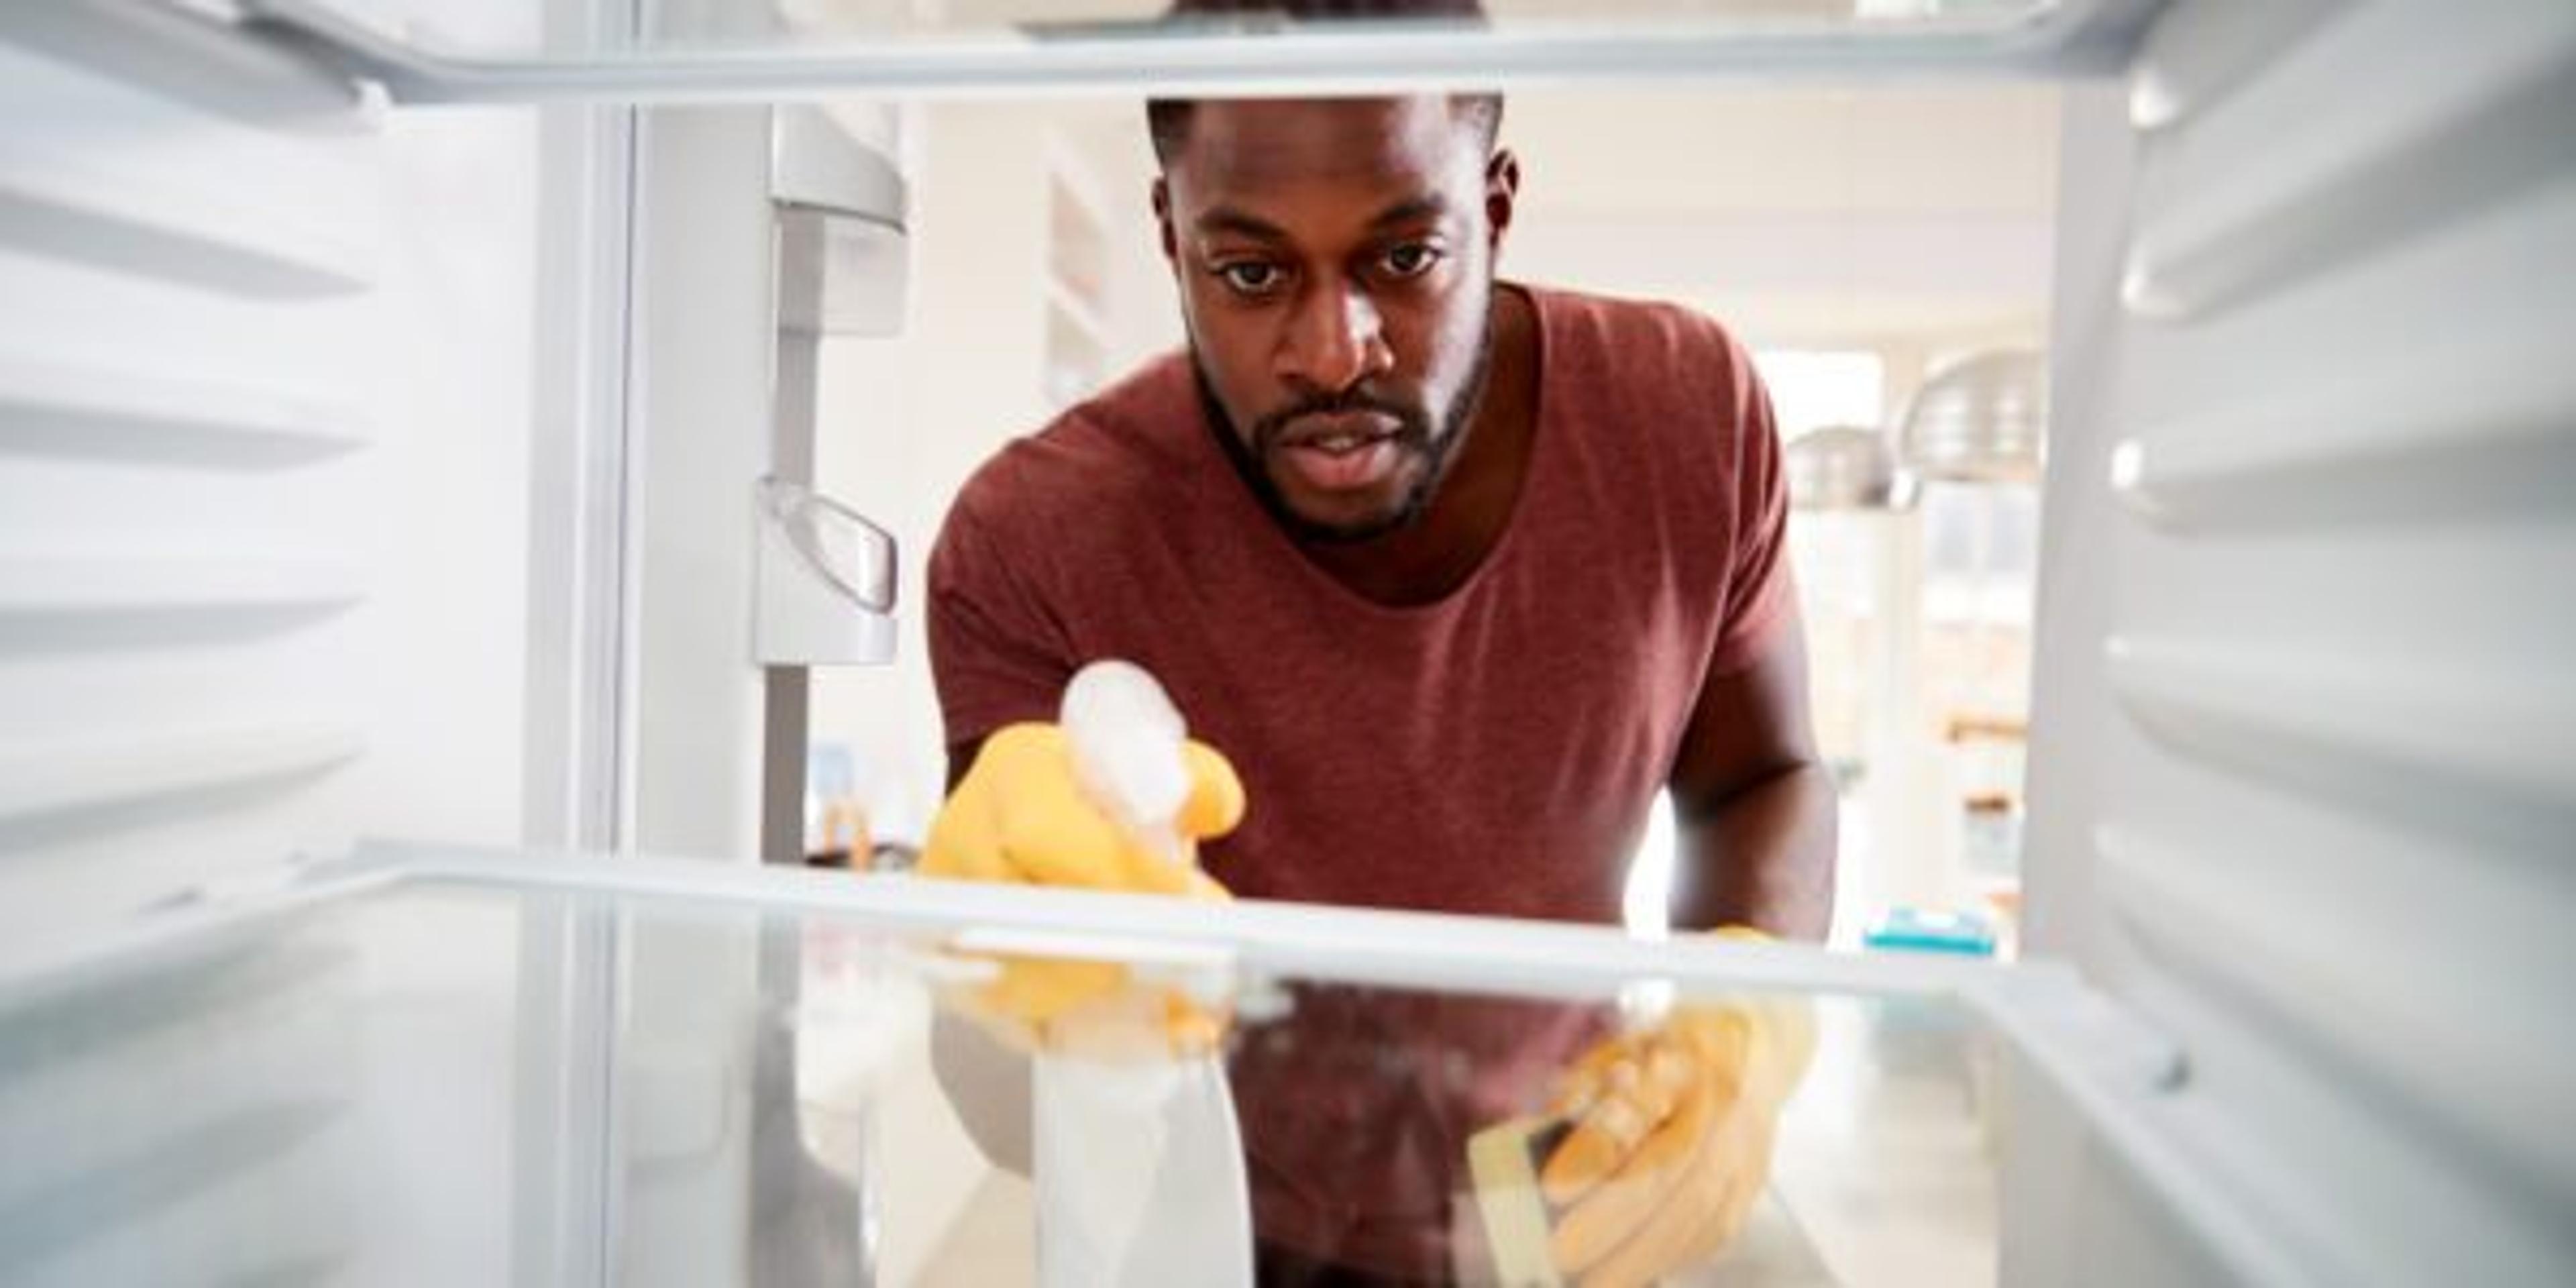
(1032, 659, 1254, 1288)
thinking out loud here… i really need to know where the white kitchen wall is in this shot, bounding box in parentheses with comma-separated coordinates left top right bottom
(1502, 84, 2059, 350)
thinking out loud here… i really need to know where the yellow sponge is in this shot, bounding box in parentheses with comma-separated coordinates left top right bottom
(1466, 1114, 1572, 1288)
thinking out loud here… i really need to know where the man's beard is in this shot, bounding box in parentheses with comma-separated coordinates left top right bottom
(1192, 314, 1497, 546)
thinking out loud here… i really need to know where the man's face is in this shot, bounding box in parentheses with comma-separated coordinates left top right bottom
(1157, 97, 1512, 542)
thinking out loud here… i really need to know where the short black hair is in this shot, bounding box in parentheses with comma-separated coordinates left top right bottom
(1144, 0, 1501, 170)
(1146, 93, 1502, 169)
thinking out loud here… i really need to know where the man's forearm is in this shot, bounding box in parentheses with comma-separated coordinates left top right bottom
(1670, 761, 1837, 939)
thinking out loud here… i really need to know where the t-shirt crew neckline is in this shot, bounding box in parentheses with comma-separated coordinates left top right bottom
(1195, 281, 1554, 622)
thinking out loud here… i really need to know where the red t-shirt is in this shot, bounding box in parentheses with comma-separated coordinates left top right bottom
(928, 284, 1790, 1278)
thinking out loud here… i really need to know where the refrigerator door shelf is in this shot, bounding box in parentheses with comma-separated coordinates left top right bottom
(771, 105, 910, 339)
(755, 478, 897, 667)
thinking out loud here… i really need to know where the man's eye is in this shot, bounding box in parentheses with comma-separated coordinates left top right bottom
(1381, 244, 1442, 278)
(1216, 262, 1284, 295)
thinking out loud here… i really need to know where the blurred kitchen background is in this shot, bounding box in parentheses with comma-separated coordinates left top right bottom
(794, 76, 2057, 957)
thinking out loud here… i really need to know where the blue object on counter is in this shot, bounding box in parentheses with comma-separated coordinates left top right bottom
(1864, 906, 1998, 956)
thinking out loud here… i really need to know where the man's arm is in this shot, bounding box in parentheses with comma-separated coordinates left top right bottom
(1536, 611, 1831, 1285)
(1665, 608, 1836, 940)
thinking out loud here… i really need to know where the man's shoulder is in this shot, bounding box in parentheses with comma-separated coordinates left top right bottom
(1531, 283, 1746, 369)
(940, 350, 1203, 572)
(950, 353, 1194, 518)
(1527, 284, 1760, 442)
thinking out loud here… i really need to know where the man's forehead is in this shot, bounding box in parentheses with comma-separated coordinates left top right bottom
(1167, 96, 1479, 197)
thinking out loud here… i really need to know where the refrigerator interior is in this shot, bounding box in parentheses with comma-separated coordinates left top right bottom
(1, 1, 2572, 1285)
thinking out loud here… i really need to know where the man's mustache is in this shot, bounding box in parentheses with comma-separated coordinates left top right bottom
(1253, 390, 1428, 447)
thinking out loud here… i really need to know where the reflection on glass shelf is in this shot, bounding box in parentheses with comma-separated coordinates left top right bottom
(0, 855, 2023, 1287)
(273, 0, 2068, 53)
(236, 0, 2148, 103)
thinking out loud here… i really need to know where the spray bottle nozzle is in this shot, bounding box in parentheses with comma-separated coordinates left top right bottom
(1060, 659, 1195, 871)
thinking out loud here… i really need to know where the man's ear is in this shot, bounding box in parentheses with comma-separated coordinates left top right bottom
(1152, 176, 1177, 264)
(1483, 148, 1521, 254)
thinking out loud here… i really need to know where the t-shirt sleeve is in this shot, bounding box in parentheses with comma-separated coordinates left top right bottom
(925, 469, 1077, 749)
(1704, 334, 1795, 676)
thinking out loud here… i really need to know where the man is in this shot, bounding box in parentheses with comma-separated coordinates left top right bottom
(921, 4, 1836, 1283)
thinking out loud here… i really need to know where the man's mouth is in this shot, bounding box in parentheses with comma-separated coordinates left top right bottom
(1298, 431, 1394, 455)
(1279, 411, 1403, 450)
(1277, 435, 1401, 489)
(1276, 417, 1405, 494)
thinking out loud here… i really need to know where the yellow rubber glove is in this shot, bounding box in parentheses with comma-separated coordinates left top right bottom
(918, 721, 1246, 1054)
(1538, 932, 1819, 1288)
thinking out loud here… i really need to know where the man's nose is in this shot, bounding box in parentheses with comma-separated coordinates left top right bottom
(1278, 278, 1393, 394)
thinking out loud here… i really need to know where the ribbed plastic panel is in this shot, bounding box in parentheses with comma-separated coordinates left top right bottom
(2023, 2, 2576, 1284)
(0, 7, 539, 966)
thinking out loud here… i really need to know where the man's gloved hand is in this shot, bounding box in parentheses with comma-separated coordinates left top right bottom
(1538, 933, 1818, 1288)
(918, 721, 1246, 1056)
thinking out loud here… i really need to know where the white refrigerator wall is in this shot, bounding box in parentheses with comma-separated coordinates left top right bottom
(0, 9, 548, 960)
(2020, 2, 2576, 1283)
(0, 5, 574, 1285)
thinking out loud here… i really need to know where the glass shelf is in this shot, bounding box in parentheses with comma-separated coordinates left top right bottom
(227, 0, 2158, 105)
(0, 842, 2196, 1287)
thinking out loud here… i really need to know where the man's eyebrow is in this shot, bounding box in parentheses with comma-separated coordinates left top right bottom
(1369, 195, 1452, 230)
(1191, 195, 1455, 242)
(1193, 207, 1289, 242)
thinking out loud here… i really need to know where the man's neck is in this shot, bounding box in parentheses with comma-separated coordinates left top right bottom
(1300, 284, 1541, 608)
